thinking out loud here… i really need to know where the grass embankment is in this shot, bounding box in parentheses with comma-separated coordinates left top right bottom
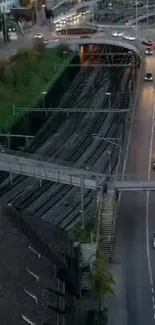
(0, 45, 70, 128)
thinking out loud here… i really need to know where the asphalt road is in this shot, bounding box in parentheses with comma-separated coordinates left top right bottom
(115, 54, 155, 325)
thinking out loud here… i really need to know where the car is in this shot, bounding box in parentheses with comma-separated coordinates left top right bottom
(153, 232, 155, 248)
(142, 40, 154, 46)
(80, 35, 91, 38)
(145, 47, 153, 55)
(108, 3, 113, 9)
(133, 1, 143, 6)
(152, 158, 155, 169)
(123, 35, 136, 41)
(145, 72, 153, 81)
(112, 31, 123, 37)
(34, 33, 44, 39)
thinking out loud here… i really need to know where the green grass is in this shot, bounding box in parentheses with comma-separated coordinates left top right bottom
(0, 46, 70, 128)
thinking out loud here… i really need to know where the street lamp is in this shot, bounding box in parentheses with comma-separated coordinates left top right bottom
(107, 150, 111, 176)
(128, 80, 132, 107)
(92, 135, 122, 180)
(146, 0, 149, 25)
(105, 92, 111, 110)
(35, 0, 38, 25)
(135, 0, 138, 37)
(41, 91, 47, 116)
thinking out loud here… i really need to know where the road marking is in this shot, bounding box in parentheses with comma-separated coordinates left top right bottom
(146, 190, 153, 286)
(146, 86, 155, 320)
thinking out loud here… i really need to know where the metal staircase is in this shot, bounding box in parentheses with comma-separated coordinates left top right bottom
(98, 190, 115, 261)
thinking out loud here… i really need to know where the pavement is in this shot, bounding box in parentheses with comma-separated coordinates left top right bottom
(106, 263, 127, 325)
(114, 40, 155, 325)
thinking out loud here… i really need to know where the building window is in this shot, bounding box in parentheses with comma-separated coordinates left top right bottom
(60, 296, 65, 311)
(56, 313, 59, 325)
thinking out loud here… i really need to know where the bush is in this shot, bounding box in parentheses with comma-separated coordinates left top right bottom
(55, 44, 71, 58)
(0, 46, 68, 126)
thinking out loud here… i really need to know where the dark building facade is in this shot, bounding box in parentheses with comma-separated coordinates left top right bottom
(0, 204, 79, 325)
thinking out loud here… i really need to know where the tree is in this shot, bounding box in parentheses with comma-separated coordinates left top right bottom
(89, 257, 115, 322)
(19, 0, 30, 7)
(55, 44, 70, 58)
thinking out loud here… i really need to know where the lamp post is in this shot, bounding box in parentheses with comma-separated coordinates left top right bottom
(135, 0, 138, 37)
(107, 150, 111, 176)
(128, 79, 132, 107)
(35, 0, 38, 25)
(41, 91, 47, 116)
(105, 92, 111, 110)
(92, 135, 122, 180)
(146, 0, 149, 25)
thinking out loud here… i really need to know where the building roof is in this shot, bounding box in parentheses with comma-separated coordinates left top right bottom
(0, 205, 66, 325)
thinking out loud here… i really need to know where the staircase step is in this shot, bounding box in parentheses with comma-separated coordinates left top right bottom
(98, 190, 115, 260)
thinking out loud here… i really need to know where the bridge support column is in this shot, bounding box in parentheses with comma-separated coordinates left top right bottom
(80, 175, 85, 228)
(9, 172, 12, 185)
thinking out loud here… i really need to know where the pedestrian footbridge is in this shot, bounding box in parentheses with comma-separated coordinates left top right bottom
(115, 180, 155, 192)
(1, 150, 155, 191)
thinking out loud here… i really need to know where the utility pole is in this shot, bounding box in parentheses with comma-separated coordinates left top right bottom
(2, 10, 8, 43)
(135, 1, 138, 37)
(35, 0, 38, 25)
(105, 92, 111, 110)
(146, 0, 149, 25)
(92, 135, 122, 180)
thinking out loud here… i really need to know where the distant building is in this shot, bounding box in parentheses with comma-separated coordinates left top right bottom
(0, 204, 79, 325)
(0, 0, 17, 13)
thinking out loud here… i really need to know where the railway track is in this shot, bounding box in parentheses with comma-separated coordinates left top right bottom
(0, 59, 136, 231)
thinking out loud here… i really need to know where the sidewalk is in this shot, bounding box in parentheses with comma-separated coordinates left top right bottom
(105, 263, 127, 325)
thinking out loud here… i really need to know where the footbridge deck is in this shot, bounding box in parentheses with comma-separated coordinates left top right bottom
(1, 150, 155, 191)
(115, 180, 155, 191)
(0, 150, 104, 190)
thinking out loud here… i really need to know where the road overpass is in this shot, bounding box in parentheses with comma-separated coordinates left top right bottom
(129, 12, 155, 24)
(51, 0, 155, 13)
(47, 34, 142, 57)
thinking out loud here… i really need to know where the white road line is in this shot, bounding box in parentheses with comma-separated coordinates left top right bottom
(152, 287, 154, 293)
(146, 190, 153, 286)
(146, 86, 155, 312)
(154, 314, 155, 320)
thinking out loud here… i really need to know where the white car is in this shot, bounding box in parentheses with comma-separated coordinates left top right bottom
(153, 232, 155, 248)
(34, 33, 44, 40)
(123, 35, 136, 41)
(145, 48, 153, 55)
(112, 31, 123, 37)
(144, 72, 153, 81)
(108, 3, 113, 9)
